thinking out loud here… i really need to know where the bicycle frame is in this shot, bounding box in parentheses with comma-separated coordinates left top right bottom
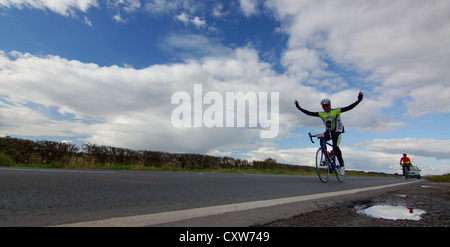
(309, 133, 336, 171)
(309, 132, 344, 182)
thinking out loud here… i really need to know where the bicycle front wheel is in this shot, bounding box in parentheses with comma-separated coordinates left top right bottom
(316, 148, 329, 183)
(334, 158, 345, 182)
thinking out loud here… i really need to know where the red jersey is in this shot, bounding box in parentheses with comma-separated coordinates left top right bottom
(400, 157, 411, 166)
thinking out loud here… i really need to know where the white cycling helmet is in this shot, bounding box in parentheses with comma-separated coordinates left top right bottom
(321, 98, 331, 105)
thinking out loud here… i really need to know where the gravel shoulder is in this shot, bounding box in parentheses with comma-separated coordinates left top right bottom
(256, 180, 449, 227)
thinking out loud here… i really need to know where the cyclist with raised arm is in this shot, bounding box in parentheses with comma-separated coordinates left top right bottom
(295, 92, 364, 174)
(400, 153, 413, 176)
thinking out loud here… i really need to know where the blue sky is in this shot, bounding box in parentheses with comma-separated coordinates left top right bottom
(1, 0, 449, 175)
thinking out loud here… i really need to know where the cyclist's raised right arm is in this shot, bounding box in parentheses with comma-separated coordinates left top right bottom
(295, 100, 319, 117)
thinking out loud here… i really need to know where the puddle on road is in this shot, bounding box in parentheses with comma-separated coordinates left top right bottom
(395, 194, 407, 198)
(357, 205, 426, 221)
(418, 185, 440, 188)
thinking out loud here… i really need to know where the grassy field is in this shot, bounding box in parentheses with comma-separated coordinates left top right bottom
(426, 173, 450, 182)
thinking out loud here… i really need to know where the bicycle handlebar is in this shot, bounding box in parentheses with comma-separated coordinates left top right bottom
(308, 133, 315, 144)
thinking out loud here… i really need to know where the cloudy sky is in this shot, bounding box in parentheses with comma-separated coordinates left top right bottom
(1, 0, 449, 175)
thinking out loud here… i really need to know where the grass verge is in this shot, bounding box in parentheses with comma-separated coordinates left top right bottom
(426, 173, 450, 182)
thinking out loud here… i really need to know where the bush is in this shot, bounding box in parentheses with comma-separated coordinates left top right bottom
(0, 153, 14, 166)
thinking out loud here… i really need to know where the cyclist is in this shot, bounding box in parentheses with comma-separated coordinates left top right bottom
(294, 92, 364, 173)
(400, 153, 413, 176)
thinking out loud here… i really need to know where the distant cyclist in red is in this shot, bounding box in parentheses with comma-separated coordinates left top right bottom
(400, 153, 412, 176)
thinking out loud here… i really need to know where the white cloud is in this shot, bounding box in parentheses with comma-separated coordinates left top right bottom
(267, 0, 450, 118)
(144, 0, 202, 15)
(407, 84, 450, 117)
(174, 12, 206, 28)
(0, 0, 98, 16)
(106, 0, 141, 13)
(0, 100, 90, 137)
(113, 14, 127, 23)
(161, 33, 232, 59)
(190, 16, 205, 28)
(239, 0, 259, 17)
(0, 0, 144, 24)
(144, 0, 181, 14)
(83, 15, 93, 26)
(0, 48, 283, 153)
(175, 12, 189, 24)
(117, 0, 141, 13)
(356, 138, 450, 160)
(107, 0, 142, 23)
(281, 47, 327, 80)
(211, 2, 227, 18)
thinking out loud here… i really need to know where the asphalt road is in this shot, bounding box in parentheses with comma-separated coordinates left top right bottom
(0, 167, 413, 226)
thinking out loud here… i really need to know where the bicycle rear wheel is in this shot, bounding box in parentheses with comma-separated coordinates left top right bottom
(315, 148, 329, 183)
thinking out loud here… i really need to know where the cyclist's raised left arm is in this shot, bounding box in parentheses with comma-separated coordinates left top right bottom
(341, 92, 363, 113)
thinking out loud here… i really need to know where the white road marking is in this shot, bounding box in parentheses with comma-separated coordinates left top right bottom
(0, 167, 118, 174)
(52, 180, 420, 227)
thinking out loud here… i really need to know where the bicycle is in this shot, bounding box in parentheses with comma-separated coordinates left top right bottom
(402, 164, 410, 180)
(309, 133, 345, 183)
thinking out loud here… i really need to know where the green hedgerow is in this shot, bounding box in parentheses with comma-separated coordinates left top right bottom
(0, 153, 14, 167)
